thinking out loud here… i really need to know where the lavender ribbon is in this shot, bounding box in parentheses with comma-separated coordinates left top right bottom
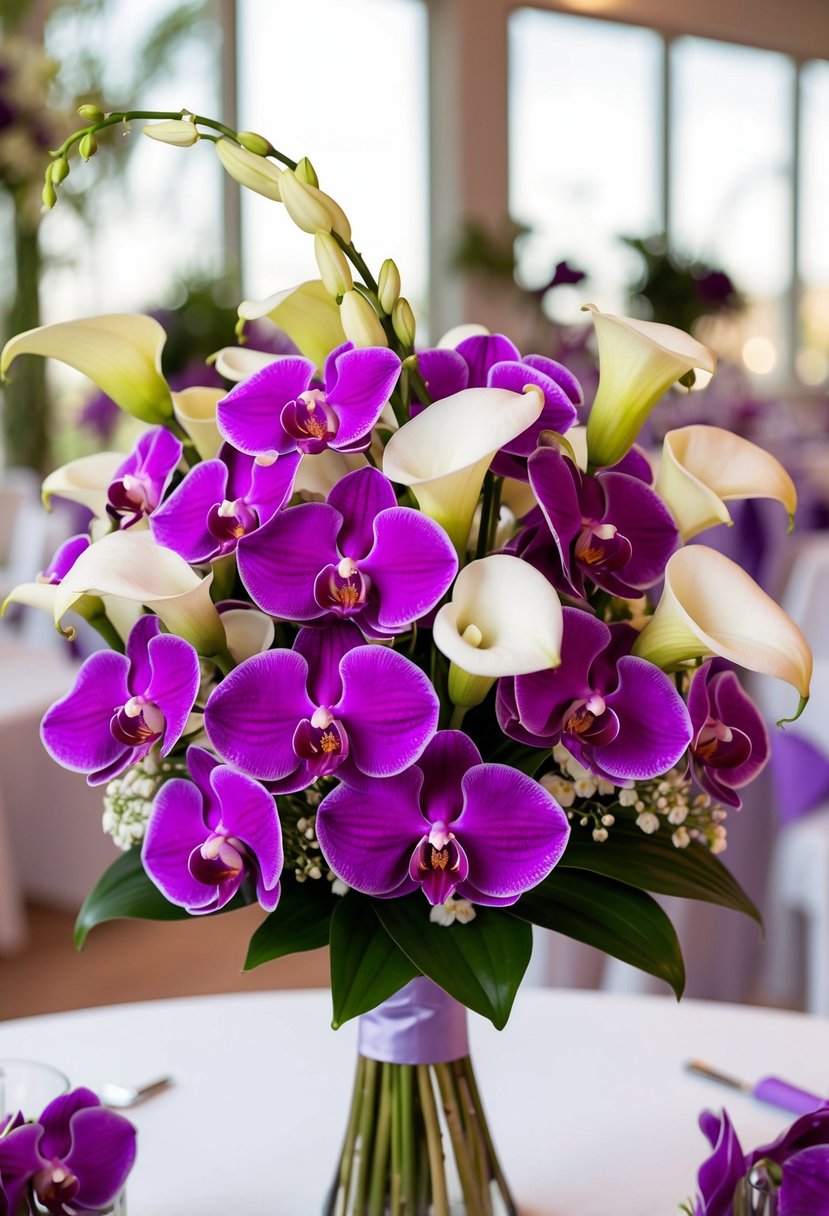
(770, 731, 829, 825)
(357, 978, 469, 1065)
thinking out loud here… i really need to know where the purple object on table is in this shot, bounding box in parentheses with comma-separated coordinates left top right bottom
(687, 1060, 825, 1115)
(769, 730, 829, 825)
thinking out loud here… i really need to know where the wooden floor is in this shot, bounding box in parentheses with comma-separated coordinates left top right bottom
(0, 902, 330, 1022)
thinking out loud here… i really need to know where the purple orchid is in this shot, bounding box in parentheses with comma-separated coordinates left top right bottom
(41, 614, 200, 786)
(142, 745, 282, 914)
(514, 444, 679, 599)
(416, 333, 581, 477)
(315, 730, 570, 905)
(688, 661, 770, 809)
(693, 1104, 829, 1216)
(149, 441, 300, 562)
(217, 343, 400, 458)
(235, 466, 458, 637)
(497, 608, 692, 783)
(36, 534, 91, 584)
(106, 425, 182, 528)
(0, 1089, 136, 1216)
(204, 622, 439, 792)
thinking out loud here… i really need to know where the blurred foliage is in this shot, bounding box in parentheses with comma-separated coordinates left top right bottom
(624, 234, 743, 333)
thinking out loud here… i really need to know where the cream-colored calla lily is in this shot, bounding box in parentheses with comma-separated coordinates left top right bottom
(41, 452, 124, 518)
(434, 554, 563, 683)
(657, 425, 798, 540)
(1, 314, 173, 425)
(211, 346, 280, 383)
(294, 449, 367, 499)
(221, 608, 275, 664)
(238, 281, 346, 372)
(1, 581, 143, 645)
(584, 304, 716, 470)
(172, 387, 225, 460)
(383, 385, 544, 553)
(632, 545, 812, 719)
(437, 323, 489, 349)
(52, 531, 227, 659)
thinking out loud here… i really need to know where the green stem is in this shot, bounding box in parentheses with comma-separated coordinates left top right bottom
(416, 1066, 450, 1216)
(354, 1057, 379, 1214)
(449, 705, 467, 732)
(453, 1062, 493, 1216)
(85, 612, 126, 654)
(459, 1058, 517, 1216)
(434, 1063, 483, 1215)
(485, 477, 503, 554)
(475, 473, 495, 561)
(368, 1063, 393, 1216)
(390, 1066, 402, 1216)
(400, 1065, 416, 1215)
(334, 1057, 366, 1216)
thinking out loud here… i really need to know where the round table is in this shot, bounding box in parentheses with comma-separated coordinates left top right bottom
(0, 989, 824, 1214)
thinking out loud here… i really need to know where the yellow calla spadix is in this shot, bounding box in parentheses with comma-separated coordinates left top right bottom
(52, 531, 227, 659)
(583, 304, 716, 470)
(657, 425, 798, 541)
(632, 545, 812, 721)
(238, 281, 346, 373)
(1, 314, 173, 426)
(172, 387, 225, 460)
(383, 385, 544, 554)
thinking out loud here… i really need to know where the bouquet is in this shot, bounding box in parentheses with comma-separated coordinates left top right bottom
(1, 107, 813, 1214)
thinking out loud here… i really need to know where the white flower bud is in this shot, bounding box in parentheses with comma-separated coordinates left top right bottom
(378, 259, 402, 314)
(667, 805, 688, 826)
(392, 297, 416, 348)
(618, 788, 638, 807)
(636, 811, 660, 835)
(215, 139, 282, 200)
(314, 230, 353, 297)
(236, 130, 271, 156)
(294, 156, 319, 187)
(143, 119, 200, 147)
(592, 827, 609, 842)
(540, 774, 576, 809)
(574, 776, 597, 799)
(339, 290, 388, 348)
(279, 168, 351, 241)
(671, 827, 690, 848)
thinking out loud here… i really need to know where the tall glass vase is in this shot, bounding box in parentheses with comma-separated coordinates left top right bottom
(325, 978, 516, 1216)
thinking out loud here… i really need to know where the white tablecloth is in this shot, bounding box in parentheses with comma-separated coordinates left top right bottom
(0, 989, 824, 1215)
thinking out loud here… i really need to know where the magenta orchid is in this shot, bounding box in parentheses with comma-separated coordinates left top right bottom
(142, 745, 282, 913)
(235, 465, 458, 637)
(40, 614, 200, 785)
(204, 622, 439, 791)
(315, 730, 570, 905)
(688, 660, 769, 809)
(217, 342, 400, 458)
(106, 425, 182, 528)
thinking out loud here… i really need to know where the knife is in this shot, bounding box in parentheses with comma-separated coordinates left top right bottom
(685, 1059, 825, 1115)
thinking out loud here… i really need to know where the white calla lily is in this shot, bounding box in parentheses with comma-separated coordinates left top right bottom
(437, 323, 489, 349)
(657, 425, 798, 540)
(211, 346, 280, 383)
(52, 531, 227, 659)
(41, 452, 124, 518)
(238, 281, 347, 372)
(632, 545, 812, 720)
(434, 555, 563, 697)
(221, 608, 275, 663)
(583, 304, 716, 469)
(383, 385, 544, 553)
(294, 449, 367, 499)
(172, 387, 225, 460)
(1, 314, 173, 425)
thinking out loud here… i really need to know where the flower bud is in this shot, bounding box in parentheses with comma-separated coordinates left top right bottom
(295, 156, 319, 188)
(215, 138, 282, 201)
(78, 103, 105, 121)
(392, 297, 416, 348)
(79, 132, 98, 162)
(339, 290, 388, 348)
(236, 130, 270, 156)
(279, 168, 336, 234)
(143, 119, 199, 147)
(314, 230, 353, 297)
(378, 259, 401, 314)
(49, 157, 70, 185)
(41, 178, 57, 210)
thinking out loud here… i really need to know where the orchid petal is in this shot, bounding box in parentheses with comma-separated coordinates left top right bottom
(146, 633, 202, 755)
(416, 349, 469, 403)
(337, 646, 439, 776)
(327, 466, 397, 558)
(172, 387, 224, 460)
(383, 385, 545, 552)
(40, 650, 130, 776)
(237, 502, 341, 619)
(418, 730, 482, 824)
(632, 545, 813, 715)
(142, 778, 218, 910)
(583, 304, 716, 469)
(150, 460, 228, 562)
(64, 1106, 137, 1209)
(598, 656, 692, 780)
(41, 452, 123, 518)
(658, 425, 798, 540)
(779, 1146, 829, 1216)
(52, 530, 226, 657)
(325, 346, 401, 447)
(1, 314, 173, 425)
(362, 507, 459, 630)
(292, 622, 360, 706)
(210, 765, 282, 890)
(238, 281, 347, 372)
(217, 356, 315, 456)
(433, 554, 562, 677)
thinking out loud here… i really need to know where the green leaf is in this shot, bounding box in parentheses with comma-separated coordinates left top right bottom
(561, 819, 761, 926)
(514, 869, 686, 999)
(245, 877, 335, 971)
(74, 848, 192, 948)
(329, 895, 419, 1028)
(374, 896, 532, 1029)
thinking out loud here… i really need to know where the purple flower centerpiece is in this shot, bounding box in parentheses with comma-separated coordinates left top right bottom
(2, 106, 814, 1216)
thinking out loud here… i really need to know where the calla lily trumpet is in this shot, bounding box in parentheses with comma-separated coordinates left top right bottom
(1, 314, 173, 425)
(433, 554, 563, 709)
(383, 385, 544, 553)
(238, 281, 346, 372)
(52, 530, 227, 659)
(41, 452, 124, 517)
(583, 304, 716, 469)
(657, 425, 798, 540)
(632, 546, 812, 720)
(172, 387, 225, 460)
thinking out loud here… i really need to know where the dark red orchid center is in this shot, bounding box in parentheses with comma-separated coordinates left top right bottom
(314, 558, 372, 617)
(574, 520, 632, 574)
(415, 822, 463, 878)
(207, 497, 259, 546)
(188, 832, 245, 886)
(107, 472, 156, 527)
(110, 696, 165, 747)
(563, 693, 619, 747)
(694, 716, 752, 770)
(293, 708, 349, 776)
(33, 1160, 80, 1212)
(281, 390, 340, 454)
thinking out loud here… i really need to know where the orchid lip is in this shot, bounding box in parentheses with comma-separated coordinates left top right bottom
(292, 713, 350, 775)
(188, 833, 245, 885)
(281, 390, 340, 454)
(313, 559, 372, 615)
(34, 1162, 80, 1207)
(207, 498, 259, 544)
(110, 697, 165, 746)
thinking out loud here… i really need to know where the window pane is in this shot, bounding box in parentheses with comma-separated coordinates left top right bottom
(799, 59, 829, 387)
(670, 37, 793, 377)
(509, 8, 662, 320)
(238, 0, 428, 329)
